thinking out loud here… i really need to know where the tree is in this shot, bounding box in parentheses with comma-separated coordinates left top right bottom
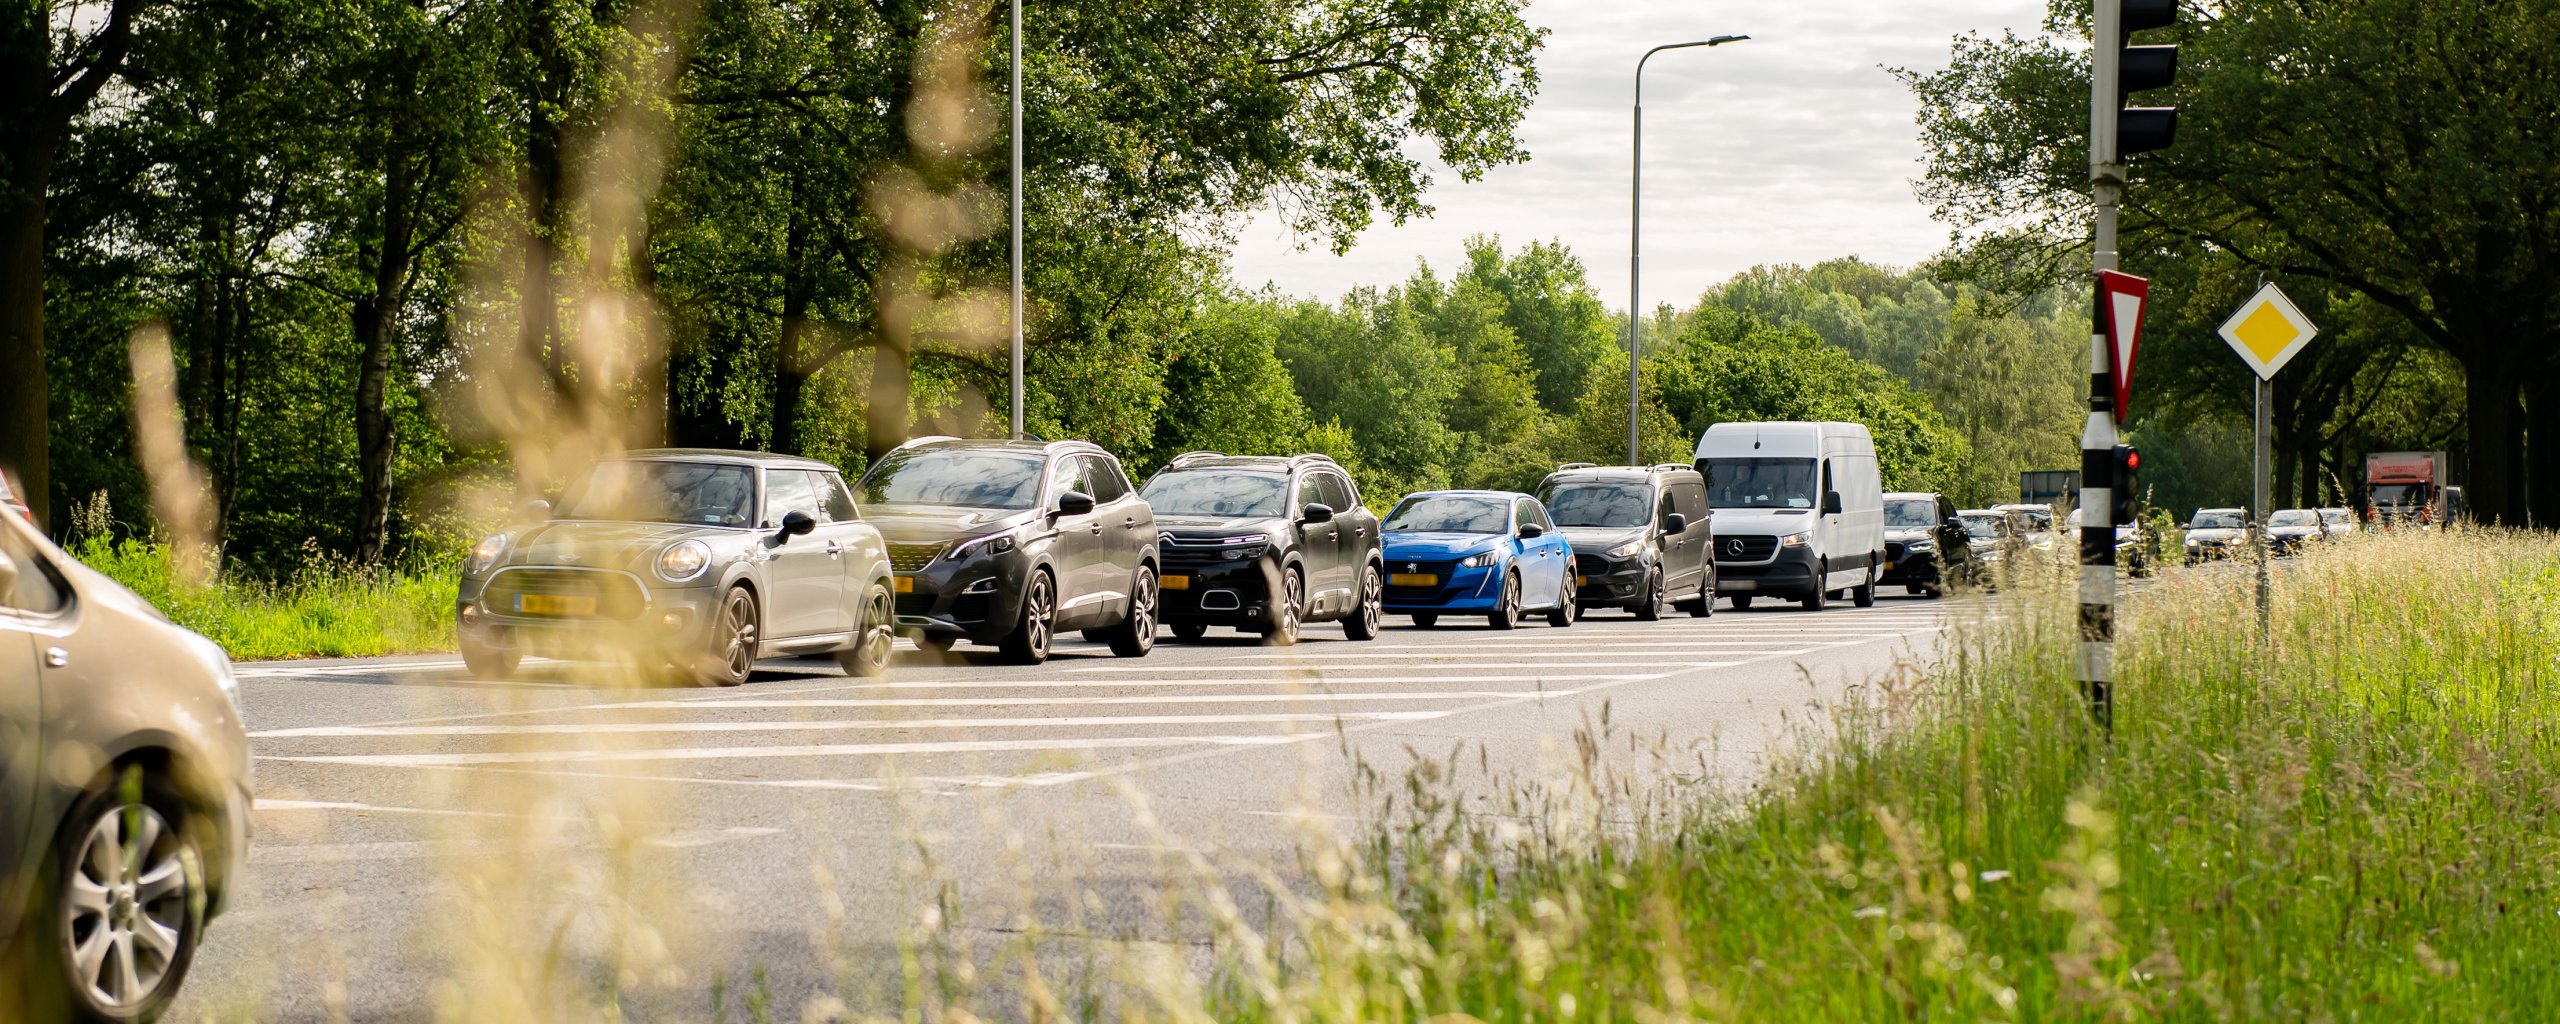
(1457, 235, 1617, 413)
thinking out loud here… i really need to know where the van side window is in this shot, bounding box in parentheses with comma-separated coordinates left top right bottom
(1674, 481, 1710, 522)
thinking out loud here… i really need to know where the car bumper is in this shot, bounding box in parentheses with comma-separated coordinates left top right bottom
(892, 554, 1035, 642)
(1878, 550, 1941, 585)
(1160, 557, 1282, 626)
(1572, 553, 1650, 607)
(456, 576, 725, 655)
(1715, 545, 1820, 598)
(1382, 562, 1504, 612)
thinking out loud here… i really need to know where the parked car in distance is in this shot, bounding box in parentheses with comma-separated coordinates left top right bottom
(1697, 421, 1885, 611)
(2064, 507, 2156, 576)
(2184, 507, 2248, 562)
(1380, 491, 1577, 629)
(3, 505, 250, 1023)
(1534, 463, 1714, 619)
(1992, 503, 2058, 552)
(1881, 492, 1960, 597)
(859, 438, 1158, 664)
(2266, 508, 2326, 554)
(458, 449, 898, 685)
(2318, 507, 2356, 538)
(1139, 452, 1381, 645)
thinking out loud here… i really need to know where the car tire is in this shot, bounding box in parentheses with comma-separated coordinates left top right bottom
(834, 582, 896, 678)
(1101, 566, 1158, 658)
(1632, 569, 1666, 621)
(1412, 613, 1438, 628)
(1731, 594, 1754, 611)
(459, 630, 521, 680)
(1488, 571, 1520, 630)
(696, 586, 759, 686)
(1852, 565, 1877, 608)
(1169, 622, 1209, 642)
(1546, 578, 1577, 627)
(1261, 568, 1304, 646)
(999, 570, 1056, 665)
(1800, 573, 1827, 612)
(20, 767, 207, 1024)
(1343, 563, 1383, 641)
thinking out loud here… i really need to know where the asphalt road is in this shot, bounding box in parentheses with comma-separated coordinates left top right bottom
(171, 596, 1959, 1022)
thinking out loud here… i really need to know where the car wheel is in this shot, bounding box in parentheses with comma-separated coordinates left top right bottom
(1632, 569, 1665, 621)
(1546, 578, 1577, 627)
(1412, 613, 1438, 628)
(1852, 565, 1877, 608)
(1103, 566, 1158, 657)
(25, 768, 206, 1024)
(1262, 568, 1304, 646)
(1343, 563, 1383, 641)
(697, 586, 758, 686)
(834, 582, 896, 678)
(1169, 622, 1208, 641)
(1731, 594, 1754, 611)
(1800, 575, 1827, 612)
(1488, 571, 1520, 630)
(1000, 570, 1056, 665)
(459, 629, 520, 680)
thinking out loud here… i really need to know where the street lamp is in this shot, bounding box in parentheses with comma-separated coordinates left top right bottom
(1009, 0, 1025, 439)
(1629, 34, 1748, 465)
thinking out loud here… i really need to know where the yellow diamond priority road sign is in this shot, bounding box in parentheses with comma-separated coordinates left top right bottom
(2218, 282, 2319, 379)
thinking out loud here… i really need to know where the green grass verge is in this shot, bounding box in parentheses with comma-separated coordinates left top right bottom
(72, 538, 457, 661)
(1181, 530, 2560, 1021)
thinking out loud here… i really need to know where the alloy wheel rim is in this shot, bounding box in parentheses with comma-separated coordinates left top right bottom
(723, 593, 757, 676)
(1504, 576, 1518, 619)
(1028, 577, 1052, 655)
(1362, 568, 1381, 631)
(63, 802, 188, 1010)
(861, 591, 894, 666)
(1132, 573, 1156, 648)
(1282, 573, 1301, 638)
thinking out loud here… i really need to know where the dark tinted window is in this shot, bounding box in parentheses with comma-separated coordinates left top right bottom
(1884, 499, 1939, 528)
(1081, 456, 1132, 502)
(1142, 470, 1286, 517)
(1670, 481, 1709, 521)
(860, 449, 1046, 509)
(1705, 458, 1817, 509)
(559, 461, 756, 526)
(1384, 495, 1510, 534)
(1520, 499, 1553, 531)
(2190, 510, 2245, 529)
(812, 472, 858, 523)
(1049, 456, 1093, 503)
(1536, 481, 1649, 528)
(1311, 472, 1356, 513)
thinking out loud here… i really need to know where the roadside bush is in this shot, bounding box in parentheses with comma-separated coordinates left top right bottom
(72, 536, 457, 661)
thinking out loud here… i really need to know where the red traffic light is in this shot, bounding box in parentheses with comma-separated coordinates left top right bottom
(2124, 451, 2140, 471)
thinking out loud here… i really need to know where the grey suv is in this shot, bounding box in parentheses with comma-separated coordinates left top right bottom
(858, 438, 1159, 664)
(1139, 453, 1383, 644)
(457, 450, 898, 686)
(1534, 463, 1715, 618)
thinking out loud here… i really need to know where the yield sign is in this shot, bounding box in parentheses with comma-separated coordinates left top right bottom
(2097, 270, 2149, 423)
(2217, 282, 2319, 379)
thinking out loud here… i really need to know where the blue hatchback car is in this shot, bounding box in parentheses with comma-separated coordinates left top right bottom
(1379, 490, 1578, 629)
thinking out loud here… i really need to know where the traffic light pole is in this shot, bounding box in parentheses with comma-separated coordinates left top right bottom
(2080, 0, 2125, 732)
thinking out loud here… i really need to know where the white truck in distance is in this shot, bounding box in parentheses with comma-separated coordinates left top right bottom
(1694, 421, 1885, 610)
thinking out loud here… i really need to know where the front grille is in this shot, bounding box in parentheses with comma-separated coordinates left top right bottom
(486, 567, 647, 620)
(1573, 553, 1611, 575)
(1885, 541, 1908, 563)
(1384, 559, 1464, 600)
(1715, 535, 1780, 562)
(886, 542, 943, 572)
(894, 593, 934, 618)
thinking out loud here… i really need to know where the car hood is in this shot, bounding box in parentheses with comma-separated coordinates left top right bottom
(1155, 514, 1282, 539)
(1885, 528, 1938, 544)
(1558, 526, 1644, 553)
(1706, 508, 1815, 537)
(509, 520, 726, 572)
(1380, 532, 1509, 561)
(2187, 528, 2244, 543)
(863, 505, 1038, 545)
(2268, 525, 2319, 538)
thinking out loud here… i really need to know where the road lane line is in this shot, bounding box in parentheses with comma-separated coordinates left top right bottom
(263, 733, 1319, 767)
(252, 710, 1450, 738)
(608, 692, 1553, 709)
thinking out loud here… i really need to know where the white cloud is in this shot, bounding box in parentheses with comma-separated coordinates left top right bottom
(1226, 0, 2053, 308)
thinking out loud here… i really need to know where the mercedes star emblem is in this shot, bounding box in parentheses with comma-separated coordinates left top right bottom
(1725, 538, 1744, 557)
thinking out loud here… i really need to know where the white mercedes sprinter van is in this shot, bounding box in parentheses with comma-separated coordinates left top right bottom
(1694, 421, 1885, 610)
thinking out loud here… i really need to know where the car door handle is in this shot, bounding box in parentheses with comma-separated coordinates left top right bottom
(45, 647, 68, 668)
(1090, 523, 1104, 535)
(1123, 516, 1140, 529)
(825, 541, 843, 558)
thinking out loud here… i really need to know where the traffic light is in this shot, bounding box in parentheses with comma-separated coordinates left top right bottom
(2114, 0, 2179, 155)
(2110, 444, 2141, 525)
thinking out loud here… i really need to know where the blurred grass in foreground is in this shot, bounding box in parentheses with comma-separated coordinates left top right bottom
(1142, 529, 2560, 1021)
(72, 535, 456, 661)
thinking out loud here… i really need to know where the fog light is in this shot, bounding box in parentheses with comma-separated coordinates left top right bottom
(659, 611, 688, 631)
(963, 577, 999, 594)
(460, 603, 480, 621)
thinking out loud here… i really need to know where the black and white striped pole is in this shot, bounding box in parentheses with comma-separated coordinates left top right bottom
(2084, 0, 2178, 731)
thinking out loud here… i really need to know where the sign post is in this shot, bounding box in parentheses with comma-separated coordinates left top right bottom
(2216, 282, 2319, 633)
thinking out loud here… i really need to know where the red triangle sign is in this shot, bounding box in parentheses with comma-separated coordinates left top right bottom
(2098, 270, 2149, 424)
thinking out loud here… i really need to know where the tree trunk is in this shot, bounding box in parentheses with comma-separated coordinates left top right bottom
(770, 172, 811, 455)
(865, 339, 910, 465)
(2461, 354, 2526, 525)
(352, 120, 419, 563)
(2528, 373, 2560, 528)
(0, 136, 49, 529)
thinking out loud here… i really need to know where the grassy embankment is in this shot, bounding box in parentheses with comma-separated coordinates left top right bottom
(73, 537, 456, 661)
(1095, 530, 2560, 1021)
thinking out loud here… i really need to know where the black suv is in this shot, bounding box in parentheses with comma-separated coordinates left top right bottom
(1137, 452, 1383, 645)
(855, 438, 1159, 664)
(1534, 463, 1715, 618)
(1880, 491, 1964, 597)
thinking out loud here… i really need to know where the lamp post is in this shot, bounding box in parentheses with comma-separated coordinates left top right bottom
(1629, 34, 1748, 465)
(1009, 0, 1025, 439)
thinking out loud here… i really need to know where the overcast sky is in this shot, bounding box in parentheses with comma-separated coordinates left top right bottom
(1226, 0, 2052, 310)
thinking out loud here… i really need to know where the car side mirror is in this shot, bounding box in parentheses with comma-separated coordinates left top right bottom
(1517, 522, 1546, 539)
(1054, 491, 1096, 517)
(1662, 512, 1688, 535)
(1822, 491, 1844, 515)
(1299, 502, 1334, 525)
(0, 549, 17, 599)
(778, 510, 816, 541)
(520, 499, 553, 522)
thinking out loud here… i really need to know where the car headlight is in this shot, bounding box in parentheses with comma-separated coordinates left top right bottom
(1778, 532, 1810, 548)
(466, 533, 507, 575)
(1604, 539, 1646, 559)
(945, 529, 1018, 561)
(656, 540, 713, 582)
(1906, 539, 1934, 553)
(1459, 551, 1499, 568)
(1221, 542, 1269, 561)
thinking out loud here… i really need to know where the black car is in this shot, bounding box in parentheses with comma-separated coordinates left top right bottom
(1138, 452, 1383, 645)
(1533, 463, 1714, 618)
(855, 438, 1159, 664)
(1880, 491, 1962, 597)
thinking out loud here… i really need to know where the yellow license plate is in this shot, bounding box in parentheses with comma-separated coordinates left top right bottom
(516, 593, 596, 617)
(1575, 575, 1587, 586)
(1389, 573, 1439, 587)
(894, 576, 915, 593)
(1884, 561, 1896, 571)
(1160, 575, 1189, 590)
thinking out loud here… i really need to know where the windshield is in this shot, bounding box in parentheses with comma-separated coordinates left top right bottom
(2320, 509, 2352, 524)
(1884, 499, 1938, 528)
(2268, 510, 2316, 527)
(859, 448, 1046, 509)
(2190, 510, 2243, 529)
(1140, 470, 1287, 518)
(1958, 514, 2002, 540)
(1538, 482, 1650, 528)
(1385, 495, 1510, 534)
(2370, 484, 2423, 507)
(558, 461, 756, 527)
(2000, 507, 2053, 530)
(1706, 458, 1816, 509)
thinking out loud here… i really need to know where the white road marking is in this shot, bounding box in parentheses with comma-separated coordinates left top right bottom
(615, 691, 1554, 709)
(253, 710, 1448, 739)
(1064, 663, 1707, 674)
(1223, 651, 1791, 661)
(264, 733, 1321, 767)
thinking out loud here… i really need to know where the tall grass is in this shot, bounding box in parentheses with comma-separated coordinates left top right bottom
(73, 535, 457, 661)
(1103, 529, 2560, 1021)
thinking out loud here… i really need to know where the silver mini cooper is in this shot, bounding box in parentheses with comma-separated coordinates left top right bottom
(457, 450, 897, 685)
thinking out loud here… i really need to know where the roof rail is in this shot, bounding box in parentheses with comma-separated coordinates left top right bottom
(1652, 463, 1693, 473)
(892, 435, 960, 452)
(1292, 453, 1340, 466)
(1556, 462, 1599, 471)
(1168, 450, 1227, 465)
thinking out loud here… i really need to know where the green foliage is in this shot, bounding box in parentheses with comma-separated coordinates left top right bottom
(74, 537, 458, 661)
(1650, 306, 1970, 493)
